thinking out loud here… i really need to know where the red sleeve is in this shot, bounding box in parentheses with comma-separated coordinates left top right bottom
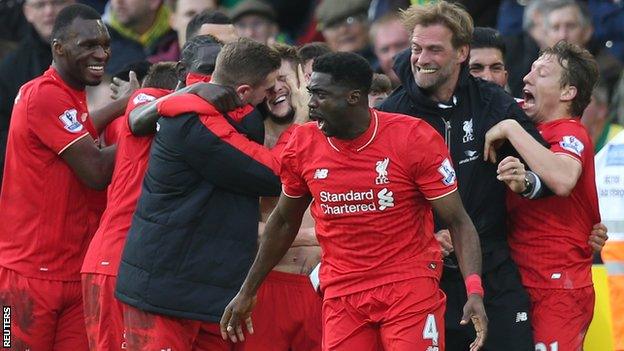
(280, 128, 310, 198)
(27, 81, 90, 154)
(407, 121, 458, 200)
(548, 121, 590, 164)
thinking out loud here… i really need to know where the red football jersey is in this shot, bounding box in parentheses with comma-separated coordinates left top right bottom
(281, 110, 457, 298)
(0, 67, 101, 281)
(81, 88, 171, 276)
(507, 118, 600, 289)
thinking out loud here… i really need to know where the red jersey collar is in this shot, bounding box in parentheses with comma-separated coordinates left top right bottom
(186, 72, 212, 85)
(327, 109, 379, 152)
(45, 66, 86, 98)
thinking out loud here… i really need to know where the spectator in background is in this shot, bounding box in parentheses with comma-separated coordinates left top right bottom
(582, 82, 624, 153)
(158, 0, 218, 61)
(315, 0, 378, 67)
(104, 0, 175, 75)
(469, 27, 509, 89)
(0, 0, 74, 189)
(369, 72, 392, 107)
(297, 41, 331, 81)
(504, 0, 557, 98)
(543, 0, 622, 101)
(370, 12, 410, 86)
(230, 0, 279, 45)
(187, 9, 239, 44)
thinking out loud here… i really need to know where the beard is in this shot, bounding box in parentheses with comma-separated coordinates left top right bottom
(266, 106, 295, 125)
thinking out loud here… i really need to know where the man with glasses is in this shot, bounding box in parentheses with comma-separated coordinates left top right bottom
(230, 0, 279, 45)
(0, 0, 74, 189)
(314, 0, 378, 67)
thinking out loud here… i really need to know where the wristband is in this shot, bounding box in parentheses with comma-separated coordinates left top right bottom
(465, 274, 484, 298)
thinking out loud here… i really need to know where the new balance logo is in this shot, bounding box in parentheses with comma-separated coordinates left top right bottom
(516, 312, 528, 322)
(314, 169, 328, 179)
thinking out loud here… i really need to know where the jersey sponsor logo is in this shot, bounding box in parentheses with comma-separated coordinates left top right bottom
(462, 118, 474, 143)
(375, 158, 390, 184)
(459, 150, 480, 165)
(515, 312, 528, 322)
(438, 158, 456, 186)
(318, 187, 395, 215)
(559, 135, 584, 156)
(314, 168, 329, 179)
(133, 93, 157, 105)
(58, 108, 84, 133)
(377, 188, 394, 210)
(551, 273, 562, 279)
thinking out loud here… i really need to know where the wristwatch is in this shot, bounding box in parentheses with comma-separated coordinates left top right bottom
(521, 172, 534, 197)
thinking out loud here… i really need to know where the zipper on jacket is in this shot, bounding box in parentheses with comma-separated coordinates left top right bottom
(441, 117, 451, 151)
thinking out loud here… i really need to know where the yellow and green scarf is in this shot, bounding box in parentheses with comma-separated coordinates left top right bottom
(109, 5, 171, 48)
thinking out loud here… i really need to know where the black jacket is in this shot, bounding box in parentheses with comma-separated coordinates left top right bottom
(0, 25, 52, 188)
(115, 103, 281, 322)
(379, 49, 545, 269)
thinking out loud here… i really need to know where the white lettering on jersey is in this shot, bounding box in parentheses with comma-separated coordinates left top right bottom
(375, 158, 390, 184)
(438, 158, 456, 186)
(559, 135, 584, 156)
(58, 108, 83, 133)
(133, 93, 156, 105)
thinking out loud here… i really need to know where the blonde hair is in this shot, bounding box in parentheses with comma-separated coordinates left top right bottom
(400, 1, 473, 48)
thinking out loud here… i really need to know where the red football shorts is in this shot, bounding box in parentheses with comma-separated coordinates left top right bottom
(243, 270, 322, 351)
(322, 277, 446, 351)
(81, 273, 126, 350)
(527, 286, 595, 351)
(122, 302, 234, 350)
(0, 265, 89, 350)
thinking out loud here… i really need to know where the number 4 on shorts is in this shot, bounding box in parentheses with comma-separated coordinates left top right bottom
(423, 313, 439, 345)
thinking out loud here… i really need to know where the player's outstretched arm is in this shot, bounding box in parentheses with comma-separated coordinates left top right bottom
(129, 83, 241, 135)
(431, 191, 487, 351)
(484, 119, 582, 196)
(220, 193, 312, 343)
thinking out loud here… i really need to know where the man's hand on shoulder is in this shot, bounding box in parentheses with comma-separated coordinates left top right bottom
(193, 83, 242, 113)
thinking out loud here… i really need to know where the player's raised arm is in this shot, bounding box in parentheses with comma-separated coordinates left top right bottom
(431, 192, 488, 351)
(220, 192, 312, 343)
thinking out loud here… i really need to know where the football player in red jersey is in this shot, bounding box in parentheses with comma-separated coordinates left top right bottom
(244, 43, 323, 351)
(0, 4, 115, 350)
(484, 41, 601, 351)
(222, 51, 488, 351)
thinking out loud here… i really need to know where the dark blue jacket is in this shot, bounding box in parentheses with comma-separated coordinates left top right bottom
(115, 100, 281, 322)
(379, 49, 546, 269)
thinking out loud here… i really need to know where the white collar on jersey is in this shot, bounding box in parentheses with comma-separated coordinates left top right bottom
(327, 110, 379, 152)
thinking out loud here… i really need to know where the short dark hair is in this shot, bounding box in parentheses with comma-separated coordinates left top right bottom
(186, 10, 231, 41)
(181, 34, 224, 75)
(51, 4, 101, 40)
(313, 52, 373, 93)
(212, 37, 280, 87)
(542, 41, 599, 117)
(142, 62, 179, 90)
(370, 73, 392, 94)
(113, 60, 153, 84)
(297, 42, 331, 62)
(471, 27, 506, 56)
(271, 43, 301, 65)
